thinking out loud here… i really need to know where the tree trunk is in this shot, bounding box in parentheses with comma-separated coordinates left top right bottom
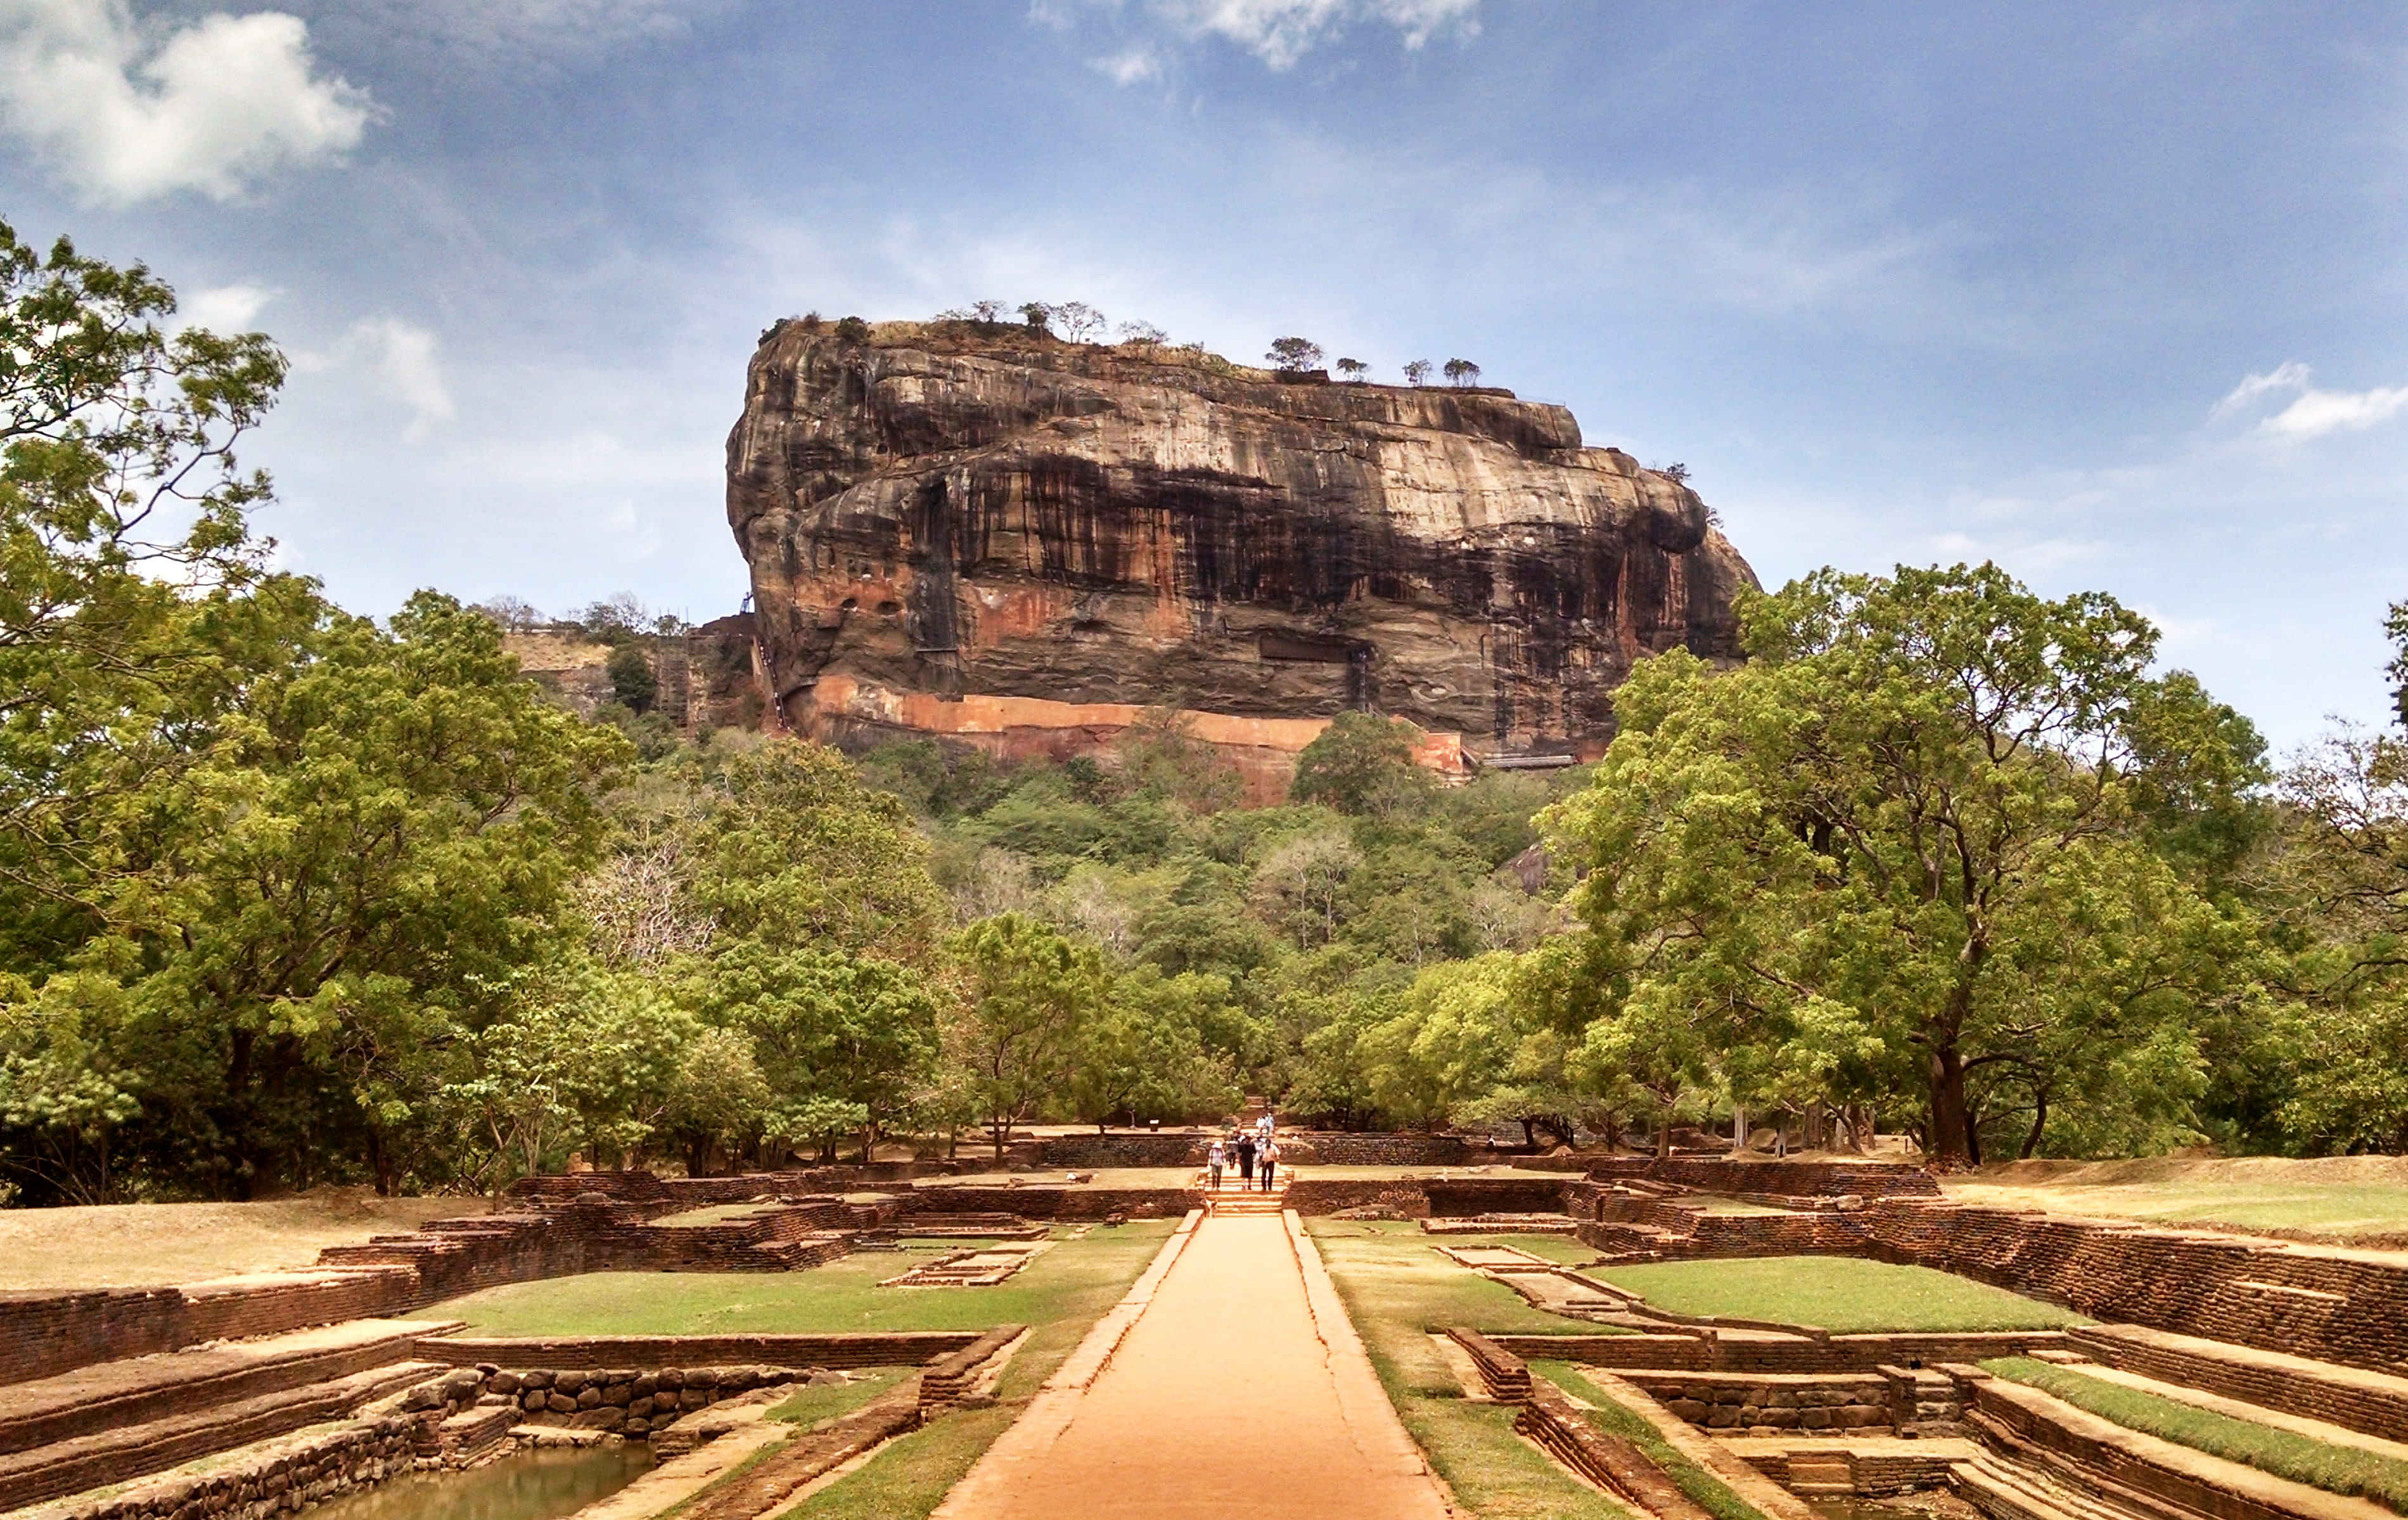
(2019, 1089, 2049, 1161)
(1655, 1101, 1673, 1159)
(1926, 1047, 1971, 1166)
(1732, 1102, 1748, 1156)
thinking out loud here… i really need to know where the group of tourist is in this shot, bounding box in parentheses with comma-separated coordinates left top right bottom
(1205, 1117, 1281, 1192)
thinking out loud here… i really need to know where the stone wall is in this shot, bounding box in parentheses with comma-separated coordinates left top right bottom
(899, 1185, 1196, 1220)
(1282, 1176, 1572, 1218)
(1485, 1330, 2071, 1374)
(1618, 1370, 1893, 1433)
(1582, 1157, 1942, 1201)
(1032, 1134, 1207, 1168)
(20, 1412, 427, 1520)
(480, 1365, 791, 1438)
(1027, 1131, 1478, 1168)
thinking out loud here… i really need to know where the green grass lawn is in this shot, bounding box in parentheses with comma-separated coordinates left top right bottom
(778, 1223, 1181, 1520)
(409, 1222, 1174, 1337)
(1307, 1222, 1636, 1343)
(1982, 1358, 2408, 1510)
(1946, 1179, 2408, 1239)
(1303, 1218, 1637, 1520)
(1537, 1363, 1770, 1520)
(765, 1367, 909, 1427)
(1594, 1256, 2087, 1334)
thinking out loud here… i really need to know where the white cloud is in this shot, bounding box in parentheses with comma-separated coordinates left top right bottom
(1152, 0, 1478, 69)
(338, 318, 456, 442)
(2260, 383, 2408, 441)
(1091, 46, 1161, 84)
(179, 283, 277, 333)
(0, 1, 373, 204)
(2212, 360, 2310, 417)
(2208, 362, 2408, 441)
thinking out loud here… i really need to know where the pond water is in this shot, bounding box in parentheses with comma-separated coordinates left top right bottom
(302, 1444, 652, 1520)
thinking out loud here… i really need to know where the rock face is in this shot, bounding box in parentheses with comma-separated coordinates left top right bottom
(725, 321, 1758, 789)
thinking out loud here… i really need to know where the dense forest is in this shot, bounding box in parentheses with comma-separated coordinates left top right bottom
(6, 220, 2408, 1205)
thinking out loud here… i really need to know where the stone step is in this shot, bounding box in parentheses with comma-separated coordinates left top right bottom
(1953, 1455, 2161, 1520)
(0, 1318, 449, 1458)
(0, 1360, 447, 1512)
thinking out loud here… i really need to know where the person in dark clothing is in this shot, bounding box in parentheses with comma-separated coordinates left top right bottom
(1238, 1131, 1257, 1185)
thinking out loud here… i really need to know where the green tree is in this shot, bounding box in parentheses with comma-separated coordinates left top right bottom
(1072, 967, 1238, 1128)
(1290, 712, 1434, 816)
(0, 219, 284, 976)
(696, 945, 941, 1162)
(1265, 337, 1324, 373)
(687, 740, 945, 963)
(945, 914, 1108, 1155)
(116, 592, 625, 1193)
(607, 643, 658, 713)
(1547, 564, 2256, 1165)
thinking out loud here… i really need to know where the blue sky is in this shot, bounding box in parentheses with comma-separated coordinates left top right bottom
(3, 1, 2404, 747)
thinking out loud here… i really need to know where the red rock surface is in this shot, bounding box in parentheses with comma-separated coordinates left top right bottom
(726, 321, 1760, 789)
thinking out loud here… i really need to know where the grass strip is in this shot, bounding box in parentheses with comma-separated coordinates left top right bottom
(1536, 1363, 1772, 1520)
(411, 1221, 1171, 1336)
(772, 1225, 1173, 1520)
(765, 1368, 909, 1426)
(1301, 1219, 1637, 1520)
(1980, 1357, 2408, 1512)
(1593, 1256, 2087, 1334)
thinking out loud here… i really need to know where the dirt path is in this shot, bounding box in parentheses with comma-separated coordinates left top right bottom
(934, 1210, 1452, 1520)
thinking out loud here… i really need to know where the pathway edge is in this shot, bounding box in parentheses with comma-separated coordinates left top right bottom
(1283, 1210, 1459, 1513)
(926, 1210, 1204, 1520)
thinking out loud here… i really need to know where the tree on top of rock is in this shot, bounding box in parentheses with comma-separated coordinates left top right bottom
(1052, 301, 1106, 342)
(1336, 357, 1369, 382)
(1402, 359, 1432, 386)
(1444, 357, 1482, 387)
(1266, 336, 1324, 373)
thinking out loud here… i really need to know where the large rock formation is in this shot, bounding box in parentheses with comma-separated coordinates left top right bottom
(726, 320, 1758, 790)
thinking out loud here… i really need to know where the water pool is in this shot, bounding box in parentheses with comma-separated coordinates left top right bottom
(300, 1443, 652, 1520)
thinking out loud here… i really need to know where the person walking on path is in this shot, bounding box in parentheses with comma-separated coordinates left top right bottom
(1207, 1138, 1226, 1192)
(1237, 1131, 1257, 1187)
(1258, 1137, 1278, 1192)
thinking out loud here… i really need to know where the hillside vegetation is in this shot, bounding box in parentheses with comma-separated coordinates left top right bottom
(7, 220, 2408, 1207)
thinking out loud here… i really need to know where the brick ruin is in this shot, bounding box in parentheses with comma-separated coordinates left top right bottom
(6, 1152, 2407, 1520)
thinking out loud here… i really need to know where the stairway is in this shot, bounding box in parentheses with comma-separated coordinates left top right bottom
(0, 1320, 448, 1512)
(1203, 1183, 1289, 1218)
(1952, 1453, 2170, 1520)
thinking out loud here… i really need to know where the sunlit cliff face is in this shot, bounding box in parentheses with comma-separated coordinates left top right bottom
(725, 322, 1759, 792)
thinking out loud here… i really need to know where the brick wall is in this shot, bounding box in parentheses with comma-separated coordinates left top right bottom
(416, 1332, 981, 1370)
(2068, 1326, 2408, 1441)
(899, 1186, 1196, 1220)
(1484, 1330, 2070, 1374)
(0, 1273, 421, 1390)
(1584, 1157, 1942, 1201)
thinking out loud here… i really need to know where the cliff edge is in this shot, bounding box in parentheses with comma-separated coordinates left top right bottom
(725, 320, 1758, 790)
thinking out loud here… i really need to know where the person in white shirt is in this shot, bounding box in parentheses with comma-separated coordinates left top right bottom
(1258, 1137, 1279, 1192)
(1206, 1139, 1225, 1192)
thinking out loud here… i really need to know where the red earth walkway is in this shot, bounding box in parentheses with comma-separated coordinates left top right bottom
(933, 1206, 1453, 1519)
